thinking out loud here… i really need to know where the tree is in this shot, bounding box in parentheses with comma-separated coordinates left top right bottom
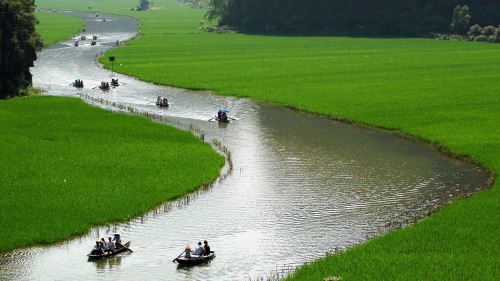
(450, 5, 471, 35)
(205, 0, 229, 22)
(136, 0, 151, 11)
(467, 24, 482, 37)
(0, 0, 43, 99)
(481, 25, 495, 36)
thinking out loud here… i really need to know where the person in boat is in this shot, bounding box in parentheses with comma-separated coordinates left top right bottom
(184, 245, 193, 258)
(107, 237, 116, 253)
(92, 241, 104, 255)
(101, 238, 109, 252)
(111, 78, 119, 86)
(203, 240, 210, 256)
(113, 233, 122, 247)
(194, 241, 206, 256)
(219, 111, 228, 122)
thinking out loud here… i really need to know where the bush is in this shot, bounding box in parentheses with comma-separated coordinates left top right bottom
(467, 24, 482, 37)
(495, 26, 500, 42)
(482, 25, 495, 36)
(474, 35, 489, 42)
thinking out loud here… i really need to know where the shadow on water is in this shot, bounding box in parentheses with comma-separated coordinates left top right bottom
(0, 11, 493, 281)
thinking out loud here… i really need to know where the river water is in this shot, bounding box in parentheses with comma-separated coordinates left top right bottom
(0, 12, 491, 281)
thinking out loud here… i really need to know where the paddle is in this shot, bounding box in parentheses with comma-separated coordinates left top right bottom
(118, 242, 133, 252)
(172, 250, 185, 262)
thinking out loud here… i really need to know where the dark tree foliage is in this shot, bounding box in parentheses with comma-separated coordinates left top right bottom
(208, 0, 500, 35)
(0, 0, 42, 99)
(137, 0, 151, 11)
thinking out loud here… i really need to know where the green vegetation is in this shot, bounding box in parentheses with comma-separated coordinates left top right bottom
(35, 12, 84, 47)
(206, 0, 499, 35)
(0, 0, 42, 98)
(35, 0, 499, 279)
(0, 96, 224, 252)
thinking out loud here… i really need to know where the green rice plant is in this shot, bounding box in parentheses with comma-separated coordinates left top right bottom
(35, 12, 85, 47)
(0, 96, 224, 252)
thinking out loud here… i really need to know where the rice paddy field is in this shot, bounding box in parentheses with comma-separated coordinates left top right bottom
(35, 12, 84, 47)
(33, 0, 500, 279)
(0, 96, 224, 252)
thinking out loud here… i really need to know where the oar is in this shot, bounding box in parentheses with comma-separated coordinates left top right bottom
(172, 250, 184, 262)
(208, 117, 215, 122)
(119, 242, 133, 252)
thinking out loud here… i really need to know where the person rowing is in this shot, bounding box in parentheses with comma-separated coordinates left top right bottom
(113, 233, 122, 247)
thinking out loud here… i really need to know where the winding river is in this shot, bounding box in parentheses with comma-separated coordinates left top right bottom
(0, 12, 491, 281)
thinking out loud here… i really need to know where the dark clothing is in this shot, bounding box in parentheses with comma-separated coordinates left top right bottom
(204, 245, 210, 255)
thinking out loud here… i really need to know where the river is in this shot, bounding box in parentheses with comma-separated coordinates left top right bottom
(0, 11, 491, 281)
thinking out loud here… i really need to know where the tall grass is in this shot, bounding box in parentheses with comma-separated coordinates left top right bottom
(35, 12, 84, 47)
(35, 0, 500, 279)
(0, 96, 224, 252)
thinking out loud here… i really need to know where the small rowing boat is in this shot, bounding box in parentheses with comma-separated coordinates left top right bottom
(87, 241, 131, 261)
(175, 251, 215, 266)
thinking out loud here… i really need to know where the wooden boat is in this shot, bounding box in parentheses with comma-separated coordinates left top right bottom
(156, 96, 169, 107)
(87, 241, 131, 261)
(215, 117, 230, 123)
(175, 252, 215, 266)
(99, 82, 110, 91)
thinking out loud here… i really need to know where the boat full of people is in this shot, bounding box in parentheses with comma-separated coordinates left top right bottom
(174, 241, 215, 266)
(87, 233, 132, 261)
(99, 81, 110, 91)
(72, 79, 84, 88)
(111, 78, 119, 87)
(156, 96, 169, 107)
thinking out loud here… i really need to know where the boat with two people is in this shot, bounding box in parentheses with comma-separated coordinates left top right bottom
(209, 109, 235, 123)
(87, 233, 132, 261)
(156, 96, 169, 107)
(174, 240, 215, 266)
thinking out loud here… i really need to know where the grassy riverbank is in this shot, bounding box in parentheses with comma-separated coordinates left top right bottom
(0, 96, 224, 252)
(36, 0, 499, 279)
(35, 12, 84, 47)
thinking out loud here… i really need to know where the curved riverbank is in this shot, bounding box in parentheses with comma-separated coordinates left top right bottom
(29, 0, 500, 279)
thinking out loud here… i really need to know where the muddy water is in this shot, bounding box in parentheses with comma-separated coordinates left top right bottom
(0, 12, 490, 281)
